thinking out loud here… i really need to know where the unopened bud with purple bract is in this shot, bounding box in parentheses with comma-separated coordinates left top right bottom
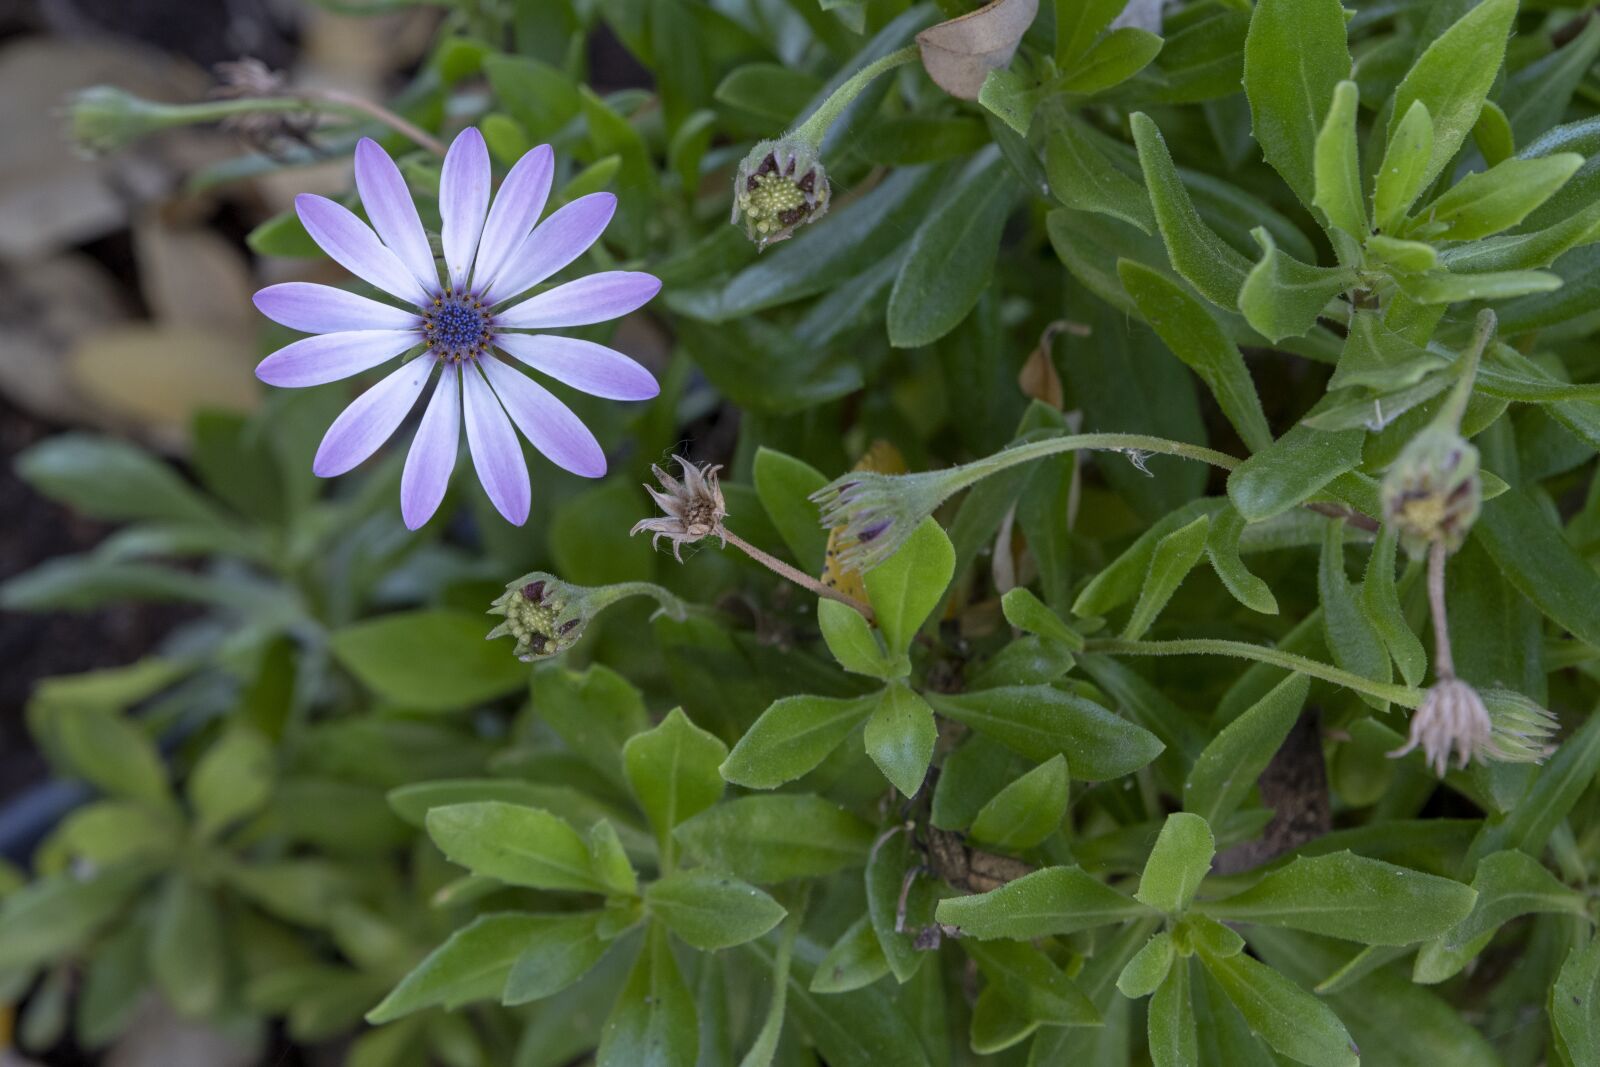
(487, 572, 587, 661)
(1381, 424, 1481, 557)
(732, 137, 831, 249)
(811, 467, 952, 573)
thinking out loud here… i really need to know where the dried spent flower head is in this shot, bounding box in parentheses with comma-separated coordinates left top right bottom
(1381, 424, 1481, 557)
(630, 458, 728, 562)
(810, 468, 950, 573)
(1480, 688, 1560, 765)
(1389, 677, 1494, 777)
(732, 137, 831, 249)
(486, 574, 588, 661)
(211, 58, 317, 151)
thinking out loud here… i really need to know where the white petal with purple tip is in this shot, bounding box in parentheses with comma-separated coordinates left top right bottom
(255, 330, 419, 388)
(470, 144, 554, 295)
(463, 365, 531, 525)
(313, 358, 434, 477)
(484, 192, 615, 303)
(439, 128, 491, 291)
(254, 283, 419, 334)
(493, 333, 658, 401)
(481, 356, 606, 478)
(401, 364, 461, 530)
(295, 194, 431, 305)
(354, 138, 439, 296)
(495, 271, 661, 329)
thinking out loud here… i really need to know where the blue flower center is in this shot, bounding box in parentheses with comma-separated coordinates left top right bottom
(422, 291, 492, 362)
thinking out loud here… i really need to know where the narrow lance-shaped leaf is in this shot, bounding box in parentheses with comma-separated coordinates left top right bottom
(1360, 524, 1426, 687)
(1242, 0, 1352, 209)
(969, 754, 1069, 850)
(1148, 958, 1201, 1067)
(935, 865, 1153, 940)
(1184, 674, 1311, 827)
(1124, 515, 1210, 640)
(597, 924, 697, 1067)
(1314, 81, 1367, 246)
(1205, 503, 1278, 615)
(1132, 111, 1254, 308)
(673, 795, 875, 884)
(1046, 112, 1155, 233)
(645, 869, 787, 951)
(925, 685, 1165, 780)
(1319, 519, 1392, 711)
(1136, 813, 1215, 914)
(1422, 154, 1584, 242)
(1374, 100, 1434, 234)
(1197, 945, 1359, 1067)
(721, 693, 876, 790)
(623, 708, 727, 863)
(1238, 228, 1355, 343)
(863, 517, 956, 657)
(863, 683, 938, 798)
(1118, 260, 1272, 452)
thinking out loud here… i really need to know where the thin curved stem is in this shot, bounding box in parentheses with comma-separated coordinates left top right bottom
(1083, 636, 1424, 709)
(1427, 540, 1454, 679)
(720, 528, 876, 623)
(792, 46, 921, 146)
(297, 88, 448, 156)
(944, 433, 1240, 498)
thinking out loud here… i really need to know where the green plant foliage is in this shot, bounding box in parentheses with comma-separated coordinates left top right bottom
(11, 1, 1600, 1063)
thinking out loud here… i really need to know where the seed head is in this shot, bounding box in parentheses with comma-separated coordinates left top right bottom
(630, 457, 728, 562)
(732, 138, 831, 249)
(1381, 424, 1481, 557)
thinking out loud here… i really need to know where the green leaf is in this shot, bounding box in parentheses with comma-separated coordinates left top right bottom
(330, 610, 529, 712)
(1197, 947, 1358, 1067)
(965, 939, 1100, 1026)
(1000, 587, 1085, 650)
(1319, 519, 1393, 711)
(188, 727, 273, 839)
(969, 754, 1069, 850)
(1360, 525, 1426, 687)
(369, 913, 540, 1021)
(482, 53, 580, 140)
(1117, 930, 1177, 998)
(589, 821, 639, 897)
(1423, 154, 1584, 241)
(247, 208, 320, 257)
(0, 866, 148, 972)
(1445, 849, 1588, 949)
(1060, 28, 1163, 95)
(865, 829, 937, 984)
(1045, 113, 1155, 233)
(1394, 268, 1561, 305)
(674, 795, 874, 883)
(926, 685, 1165, 780)
(1242, 0, 1351, 209)
(1388, 0, 1517, 191)
(1205, 503, 1279, 614)
(503, 912, 609, 1005)
(646, 870, 786, 951)
(1123, 514, 1210, 640)
(1473, 99, 1515, 166)
(49, 706, 170, 807)
(1474, 488, 1600, 648)
(1149, 957, 1200, 1067)
(1185, 674, 1310, 826)
(1239, 228, 1355, 343)
(811, 915, 891, 993)
(1227, 423, 1363, 522)
(1201, 851, 1477, 945)
(529, 663, 650, 791)
(597, 925, 697, 1067)
(623, 708, 727, 859)
(818, 599, 900, 678)
(720, 693, 876, 789)
(863, 517, 956, 656)
(1136, 813, 1215, 915)
(17, 434, 223, 526)
(864, 683, 937, 798)
(1118, 260, 1272, 453)
(886, 150, 1014, 348)
(1314, 81, 1367, 243)
(1553, 934, 1600, 1066)
(753, 448, 829, 573)
(1374, 99, 1435, 233)
(935, 866, 1152, 940)
(1055, 0, 1128, 66)
(147, 875, 223, 1018)
(1365, 234, 1438, 274)
(1132, 111, 1253, 308)
(425, 802, 607, 893)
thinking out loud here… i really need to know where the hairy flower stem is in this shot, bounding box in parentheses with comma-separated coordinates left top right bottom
(719, 528, 876, 623)
(98, 92, 447, 156)
(791, 46, 921, 147)
(1428, 539, 1455, 679)
(1084, 637, 1424, 709)
(940, 433, 1240, 495)
(1438, 309, 1497, 432)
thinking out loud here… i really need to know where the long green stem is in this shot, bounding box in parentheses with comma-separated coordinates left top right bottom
(1084, 636, 1424, 708)
(113, 93, 446, 156)
(792, 46, 921, 146)
(1438, 309, 1496, 430)
(943, 433, 1240, 497)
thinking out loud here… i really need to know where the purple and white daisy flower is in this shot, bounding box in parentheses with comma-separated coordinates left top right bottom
(253, 128, 661, 529)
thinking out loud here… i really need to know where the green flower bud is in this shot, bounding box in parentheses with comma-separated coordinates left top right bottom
(732, 138, 830, 249)
(1481, 688, 1559, 764)
(487, 572, 692, 662)
(1381, 424, 1481, 557)
(66, 86, 186, 155)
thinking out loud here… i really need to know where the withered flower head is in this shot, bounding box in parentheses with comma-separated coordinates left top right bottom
(1381, 424, 1481, 557)
(1389, 677, 1494, 777)
(630, 457, 728, 562)
(732, 137, 831, 249)
(211, 58, 316, 152)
